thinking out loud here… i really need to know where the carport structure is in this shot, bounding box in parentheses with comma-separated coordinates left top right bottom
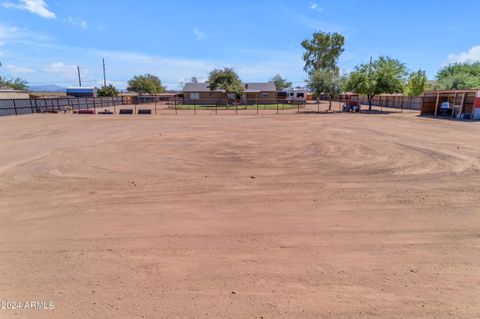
(421, 90, 480, 120)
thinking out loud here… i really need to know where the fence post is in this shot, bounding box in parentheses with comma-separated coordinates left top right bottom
(256, 101, 259, 115)
(34, 99, 39, 113)
(155, 99, 157, 115)
(297, 101, 300, 114)
(276, 101, 279, 114)
(12, 99, 18, 115)
(215, 102, 217, 115)
(236, 102, 238, 115)
(29, 99, 34, 113)
(194, 100, 196, 115)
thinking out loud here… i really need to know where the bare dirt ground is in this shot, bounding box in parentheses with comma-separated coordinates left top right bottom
(0, 109, 479, 318)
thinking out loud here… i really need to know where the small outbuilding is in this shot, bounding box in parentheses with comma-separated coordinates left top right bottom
(421, 90, 480, 120)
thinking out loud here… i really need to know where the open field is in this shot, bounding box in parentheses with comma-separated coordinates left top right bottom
(0, 112, 479, 318)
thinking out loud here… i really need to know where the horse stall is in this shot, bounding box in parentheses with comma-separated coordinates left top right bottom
(421, 90, 480, 120)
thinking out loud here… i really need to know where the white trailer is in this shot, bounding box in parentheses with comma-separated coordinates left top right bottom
(282, 88, 307, 102)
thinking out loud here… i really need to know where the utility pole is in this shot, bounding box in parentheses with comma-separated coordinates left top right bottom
(77, 66, 82, 87)
(102, 58, 107, 87)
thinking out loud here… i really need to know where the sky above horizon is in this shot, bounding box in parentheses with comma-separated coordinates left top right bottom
(1, 0, 480, 90)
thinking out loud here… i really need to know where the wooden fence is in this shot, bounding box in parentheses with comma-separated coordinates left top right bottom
(358, 95, 422, 110)
(318, 94, 422, 110)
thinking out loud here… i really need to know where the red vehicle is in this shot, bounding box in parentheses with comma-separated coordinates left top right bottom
(343, 95, 361, 112)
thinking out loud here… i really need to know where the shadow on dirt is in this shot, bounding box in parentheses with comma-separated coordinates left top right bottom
(416, 115, 478, 123)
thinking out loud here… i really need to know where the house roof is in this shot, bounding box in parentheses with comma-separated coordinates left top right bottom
(183, 82, 276, 92)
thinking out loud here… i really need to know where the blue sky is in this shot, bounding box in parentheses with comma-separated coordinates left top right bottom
(0, 0, 479, 90)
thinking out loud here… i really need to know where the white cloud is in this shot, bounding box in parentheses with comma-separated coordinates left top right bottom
(447, 45, 480, 64)
(281, 5, 345, 33)
(310, 2, 324, 12)
(0, 22, 52, 47)
(5, 64, 35, 74)
(2, 0, 55, 18)
(96, 49, 307, 89)
(100, 50, 216, 76)
(67, 16, 88, 29)
(0, 24, 25, 44)
(44, 62, 86, 79)
(0, 25, 305, 90)
(193, 28, 209, 42)
(18, 45, 308, 89)
(448, 26, 462, 32)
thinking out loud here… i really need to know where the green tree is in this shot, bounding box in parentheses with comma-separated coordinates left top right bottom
(0, 76, 28, 90)
(307, 71, 343, 111)
(301, 31, 345, 75)
(435, 62, 480, 90)
(190, 76, 199, 83)
(127, 74, 165, 95)
(0, 61, 28, 90)
(404, 70, 429, 96)
(97, 84, 119, 97)
(270, 74, 292, 91)
(207, 68, 244, 103)
(346, 57, 407, 111)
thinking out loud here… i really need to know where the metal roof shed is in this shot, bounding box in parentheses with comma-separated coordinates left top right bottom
(421, 90, 480, 120)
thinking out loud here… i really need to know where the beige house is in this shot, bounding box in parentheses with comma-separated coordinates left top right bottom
(183, 83, 277, 104)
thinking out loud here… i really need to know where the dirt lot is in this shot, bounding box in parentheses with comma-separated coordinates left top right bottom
(0, 110, 479, 318)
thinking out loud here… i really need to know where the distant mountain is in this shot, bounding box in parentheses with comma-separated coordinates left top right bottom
(29, 85, 66, 92)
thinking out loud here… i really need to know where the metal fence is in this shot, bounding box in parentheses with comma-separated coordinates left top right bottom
(1, 95, 421, 117)
(165, 99, 309, 115)
(0, 96, 126, 116)
(0, 97, 308, 116)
